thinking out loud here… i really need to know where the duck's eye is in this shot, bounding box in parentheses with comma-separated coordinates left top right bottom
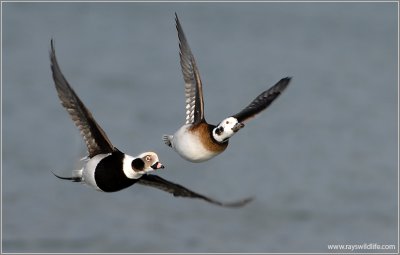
(145, 156, 151, 162)
(226, 121, 229, 124)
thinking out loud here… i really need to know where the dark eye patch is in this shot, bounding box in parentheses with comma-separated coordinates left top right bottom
(131, 158, 145, 171)
(215, 126, 224, 135)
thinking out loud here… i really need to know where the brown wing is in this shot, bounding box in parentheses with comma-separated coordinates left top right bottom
(50, 40, 115, 157)
(233, 77, 291, 123)
(175, 13, 205, 125)
(137, 174, 253, 208)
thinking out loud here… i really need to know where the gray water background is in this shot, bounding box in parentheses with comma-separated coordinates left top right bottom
(2, 2, 398, 253)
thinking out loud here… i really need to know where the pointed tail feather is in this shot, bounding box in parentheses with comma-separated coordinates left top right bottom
(51, 170, 82, 182)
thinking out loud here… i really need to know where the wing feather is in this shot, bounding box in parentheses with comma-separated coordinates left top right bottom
(50, 40, 115, 157)
(137, 174, 253, 208)
(233, 77, 291, 123)
(175, 13, 205, 125)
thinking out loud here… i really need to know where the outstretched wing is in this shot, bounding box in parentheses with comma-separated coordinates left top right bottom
(137, 174, 253, 208)
(50, 39, 115, 157)
(175, 13, 205, 125)
(233, 77, 291, 123)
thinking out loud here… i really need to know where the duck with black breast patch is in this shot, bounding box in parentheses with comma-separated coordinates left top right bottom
(50, 40, 252, 207)
(163, 14, 292, 162)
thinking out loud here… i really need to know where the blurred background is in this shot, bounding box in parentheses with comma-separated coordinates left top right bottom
(2, 2, 397, 253)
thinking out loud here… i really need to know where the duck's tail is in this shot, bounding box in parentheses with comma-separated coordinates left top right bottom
(51, 169, 83, 182)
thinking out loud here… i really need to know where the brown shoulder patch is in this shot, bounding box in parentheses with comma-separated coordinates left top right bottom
(190, 122, 228, 153)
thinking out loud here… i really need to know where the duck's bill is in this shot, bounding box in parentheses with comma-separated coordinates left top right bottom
(232, 122, 245, 132)
(151, 162, 165, 170)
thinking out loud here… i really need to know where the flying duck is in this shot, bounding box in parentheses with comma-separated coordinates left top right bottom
(163, 14, 291, 162)
(50, 40, 252, 207)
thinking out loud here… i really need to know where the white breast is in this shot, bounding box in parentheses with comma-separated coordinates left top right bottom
(171, 125, 219, 162)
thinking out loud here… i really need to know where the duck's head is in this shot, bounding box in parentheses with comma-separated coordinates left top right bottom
(123, 152, 164, 179)
(212, 117, 245, 143)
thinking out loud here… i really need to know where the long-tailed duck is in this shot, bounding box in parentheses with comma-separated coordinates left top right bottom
(163, 14, 291, 162)
(50, 40, 252, 207)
